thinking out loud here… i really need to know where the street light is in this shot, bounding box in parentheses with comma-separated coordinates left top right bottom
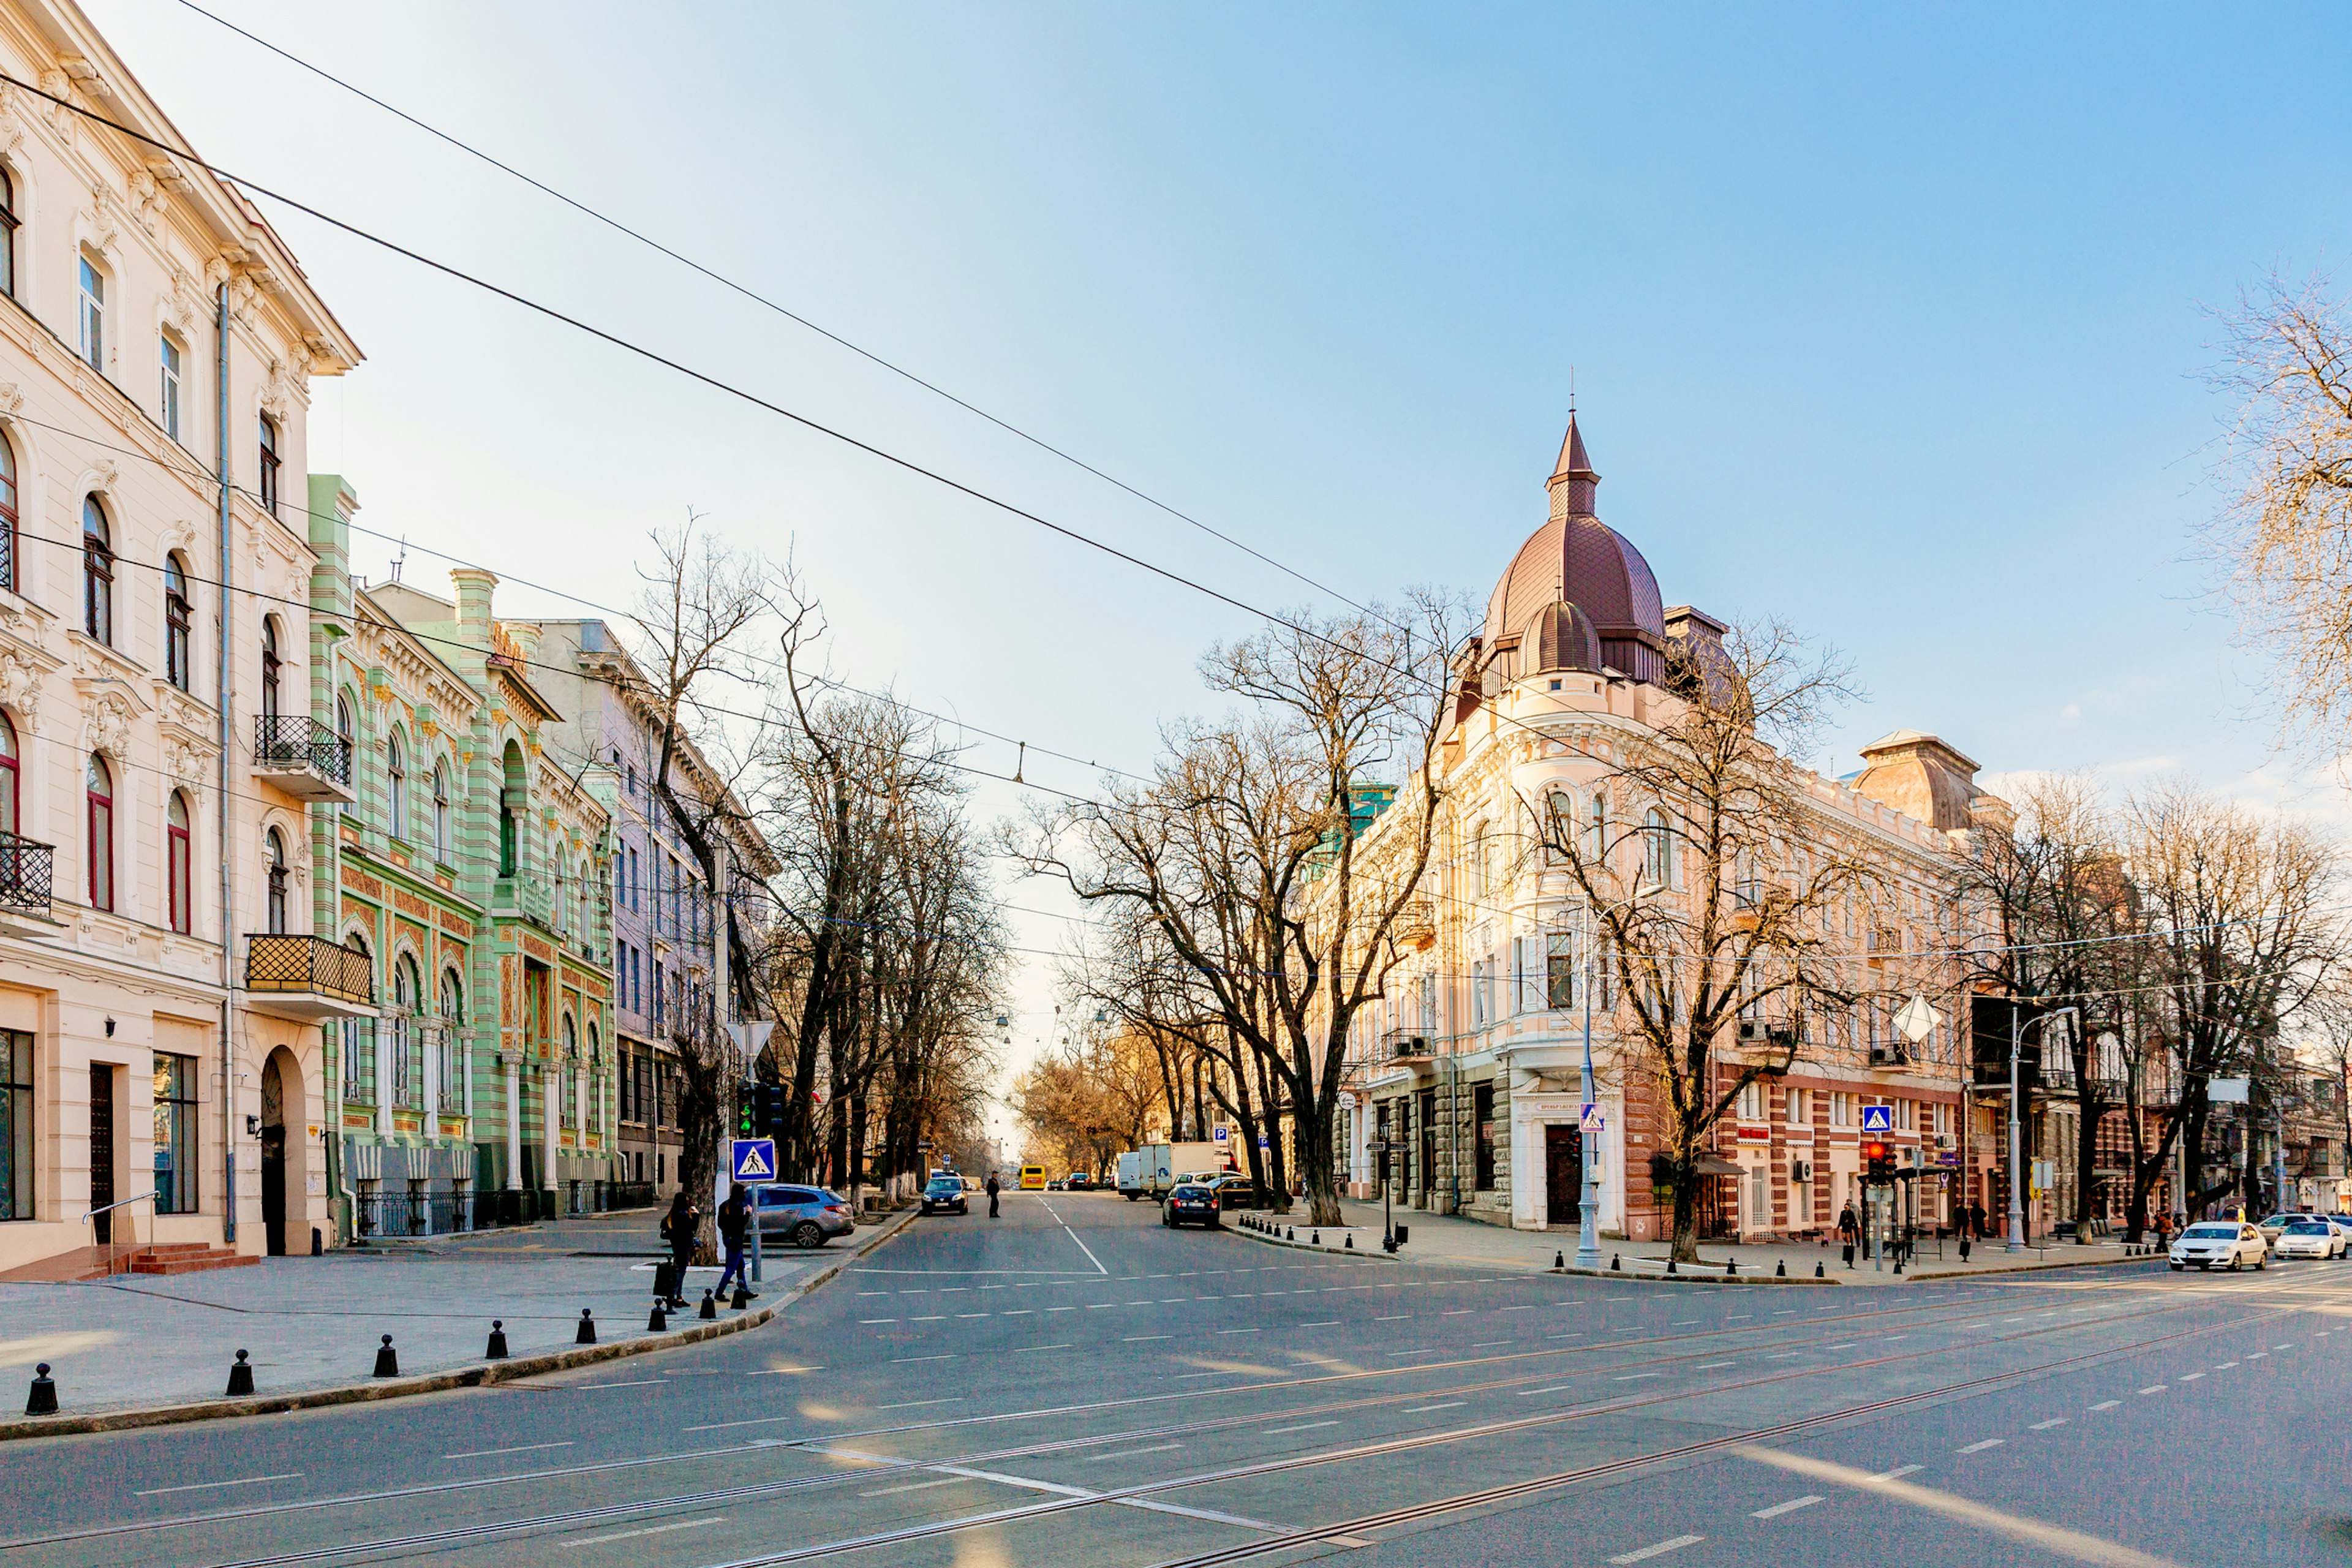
(1576, 884, 1659, 1272)
(2007, 1004, 2078, 1254)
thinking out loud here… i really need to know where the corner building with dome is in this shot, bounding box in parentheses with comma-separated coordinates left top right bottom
(1328, 415, 2026, 1245)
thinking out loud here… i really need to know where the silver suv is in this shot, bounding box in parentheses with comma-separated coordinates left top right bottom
(756, 1185, 857, 1248)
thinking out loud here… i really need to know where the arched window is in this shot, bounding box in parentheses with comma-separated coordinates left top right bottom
(439, 968, 464, 1112)
(264, 827, 288, 933)
(335, 692, 356, 816)
(1644, 808, 1673, 889)
(0, 431, 16, 594)
(81, 497, 112, 644)
(0, 712, 15, 836)
(578, 859, 593, 940)
(1589, 793, 1608, 864)
(586, 1024, 601, 1137)
(431, 760, 449, 862)
(553, 854, 567, 933)
(0, 165, 17, 300)
(1544, 790, 1574, 863)
(1470, 823, 1490, 898)
(164, 554, 192, 692)
(341, 933, 374, 1102)
(86, 753, 113, 910)
(386, 730, 407, 839)
(260, 619, 281, 721)
(560, 1013, 578, 1129)
(391, 954, 420, 1108)
(166, 791, 191, 933)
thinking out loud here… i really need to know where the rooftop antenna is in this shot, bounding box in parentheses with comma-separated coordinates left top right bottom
(1569, 364, 1576, 415)
(388, 534, 407, 583)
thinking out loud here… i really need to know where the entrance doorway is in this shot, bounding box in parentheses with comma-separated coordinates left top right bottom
(262, 1051, 287, 1255)
(1545, 1123, 1582, 1226)
(89, 1064, 115, 1243)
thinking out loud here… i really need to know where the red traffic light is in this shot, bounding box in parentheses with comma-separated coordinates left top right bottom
(1864, 1141, 1888, 1163)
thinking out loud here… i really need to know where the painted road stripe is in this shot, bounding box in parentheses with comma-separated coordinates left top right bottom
(1610, 1534, 1705, 1564)
(1956, 1439, 2004, 1454)
(2177, 1371, 2204, 1381)
(2089, 1400, 2121, 1411)
(1614, 1373, 1665, 1381)
(858, 1319, 898, 1325)
(135, 1473, 302, 1497)
(1751, 1495, 1823, 1519)
(1262, 1420, 1340, 1435)
(1869, 1464, 1923, 1482)
(442, 1441, 572, 1461)
(892, 1355, 954, 1363)
(1013, 1343, 1072, 1353)
(876, 1398, 963, 1411)
(1123, 1335, 1172, 1343)
(1697, 1361, 1735, 1370)
(859, 1477, 962, 1498)
(2138, 1385, 2167, 1395)
(2028, 1419, 2067, 1430)
(1086, 1443, 1182, 1463)
(1403, 1401, 1466, 1414)
(575, 1515, 724, 1546)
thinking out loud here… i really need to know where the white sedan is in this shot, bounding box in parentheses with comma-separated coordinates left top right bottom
(2270, 1219, 2345, 1261)
(2170, 1221, 2268, 1272)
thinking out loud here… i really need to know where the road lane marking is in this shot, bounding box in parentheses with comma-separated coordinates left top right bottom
(1302, 1321, 1340, 1327)
(1956, 1439, 2004, 1453)
(1216, 1329, 1260, 1335)
(2089, 1400, 2121, 1411)
(135, 1473, 301, 1497)
(1085, 1442, 1182, 1462)
(574, 1515, 724, 1545)
(1377, 1315, 1411, 1321)
(1472, 1341, 1512, 1348)
(2177, 1372, 2203, 1381)
(1614, 1373, 1665, 1381)
(1869, 1464, 1923, 1482)
(441, 1441, 573, 1460)
(893, 1355, 954, 1363)
(2214, 1362, 2237, 1369)
(858, 1477, 962, 1498)
(1697, 1361, 1735, 1370)
(858, 1319, 898, 1325)
(1751, 1495, 1823, 1518)
(1403, 1401, 1466, 1413)
(581, 1380, 665, 1389)
(1262, 1420, 1340, 1435)
(1609, 1534, 1704, 1563)
(1443, 1310, 1475, 1316)
(1013, 1343, 1071, 1353)
(1124, 1335, 1172, 1343)
(2029, 1419, 2067, 1430)
(875, 1398, 962, 1411)
(2137, 1385, 2166, 1395)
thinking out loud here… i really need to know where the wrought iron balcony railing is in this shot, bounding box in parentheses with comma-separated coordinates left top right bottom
(0, 829, 54, 917)
(252, 716, 355, 802)
(246, 933, 377, 1018)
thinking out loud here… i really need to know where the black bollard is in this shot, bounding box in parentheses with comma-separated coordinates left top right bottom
(24, 1362, 56, 1416)
(486, 1319, 510, 1359)
(1814, 1262, 1825, 1278)
(1556, 1250, 1566, 1270)
(1775, 1261, 1786, 1277)
(1894, 1257, 1904, 1276)
(226, 1349, 255, 1396)
(1611, 1253, 1622, 1272)
(648, 1302, 668, 1332)
(731, 1284, 750, 1311)
(576, 1309, 597, 1346)
(1311, 1231, 1321, 1246)
(1287, 1227, 1295, 1241)
(1727, 1258, 1737, 1275)
(699, 1289, 718, 1322)
(1344, 1234, 1354, 1249)
(1667, 1257, 1678, 1275)
(311, 1227, 323, 1257)
(373, 1335, 399, 1378)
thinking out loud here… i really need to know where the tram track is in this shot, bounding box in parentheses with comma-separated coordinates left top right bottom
(176, 1283, 2274, 1568)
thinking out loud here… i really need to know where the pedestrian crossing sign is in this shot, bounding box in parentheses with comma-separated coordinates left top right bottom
(1860, 1104, 1893, 1134)
(732, 1138, 777, 1182)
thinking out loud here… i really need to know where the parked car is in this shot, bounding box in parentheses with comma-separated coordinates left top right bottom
(2255, 1213, 2318, 1243)
(2170, 1220, 2267, 1272)
(1205, 1174, 1269, 1210)
(1065, 1171, 1094, 1190)
(756, 1185, 857, 1248)
(1163, 1182, 1223, 1229)
(962, 1175, 984, 1194)
(920, 1176, 969, 1216)
(1046, 1178, 1065, 1190)
(2271, 1218, 2344, 1261)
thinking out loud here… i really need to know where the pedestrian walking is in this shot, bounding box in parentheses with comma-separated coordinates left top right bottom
(1967, 1199, 1988, 1240)
(714, 1183, 758, 1302)
(986, 1171, 1001, 1219)
(1837, 1201, 1859, 1269)
(661, 1189, 700, 1307)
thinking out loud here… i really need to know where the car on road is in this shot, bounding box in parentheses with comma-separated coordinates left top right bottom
(920, 1176, 969, 1216)
(2270, 1218, 2345, 1260)
(1163, 1182, 1223, 1229)
(962, 1175, 984, 1194)
(1045, 1178, 1065, 1190)
(2170, 1220, 2267, 1271)
(1204, 1174, 1270, 1210)
(1065, 1171, 1094, 1190)
(756, 1185, 857, 1248)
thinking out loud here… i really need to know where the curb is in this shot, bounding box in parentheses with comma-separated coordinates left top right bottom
(1230, 1219, 1396, 1263)
(1551, 1262, 1842, 1286)
(1908, 1251, 2166, 1281)
(0, 1206, 916, 1444)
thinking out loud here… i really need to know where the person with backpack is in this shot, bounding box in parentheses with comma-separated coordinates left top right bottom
(660, 1189, 700, 1307)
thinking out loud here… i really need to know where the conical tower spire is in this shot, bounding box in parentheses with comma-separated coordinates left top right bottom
(1547, 411, 1599, 519)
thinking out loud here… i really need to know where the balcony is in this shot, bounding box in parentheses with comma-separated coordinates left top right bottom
(252, 716, 356, 804)
(245, 933, 377, 1022)
(1393, 899, 1435, 951)
(1384, 1028, 1431, 1061)
(0, 829, 55, 925)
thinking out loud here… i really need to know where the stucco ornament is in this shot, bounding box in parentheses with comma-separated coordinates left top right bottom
(82, 692, 135, 758)
(0, 648, 39, 725)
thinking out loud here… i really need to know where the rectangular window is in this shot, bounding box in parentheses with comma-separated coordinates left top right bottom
(342, 1017, 377, 1104)
(159, 335, 181, 441)
(1546, 931, 1575, 1011)
(258, 415, 281, 516)
(153, 1053, 197, 1214)
(1830, 1091, 1853, 1128)
(1473, 1082, 1496, 1190)
(1737, 1081, 1765, 1121)
(628, 848, 639, 911)
(1787, 1087, 1809, 1126)
(1, 1028, 29, 1219)
(1469, 959, 1488, 1029)
(77, 257, 104, 372)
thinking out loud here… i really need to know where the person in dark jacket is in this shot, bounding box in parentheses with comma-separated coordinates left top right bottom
(1837, 1201, 1860, 1268)
(1967, 1199, 1988, 1240)
(985, 1172, 1001, 1219)
(661, 1189, 700, 1307)
(714, 1183, 756, 1301)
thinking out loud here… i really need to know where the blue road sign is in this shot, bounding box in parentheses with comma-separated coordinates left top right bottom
(731, 1138, 777, 1182)
(1860, 1104, 1893, 1134)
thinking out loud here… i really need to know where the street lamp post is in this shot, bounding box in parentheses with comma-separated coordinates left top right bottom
(1574, 888, 1657, 1272)
(2007, 1004, 2078, 1254)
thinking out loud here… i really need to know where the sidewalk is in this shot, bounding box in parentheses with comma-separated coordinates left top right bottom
(1240, 1198, 2157, 1284)
(0, 1206, 910, 1425)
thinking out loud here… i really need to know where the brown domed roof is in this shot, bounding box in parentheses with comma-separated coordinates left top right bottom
(1520, 600, 1600, 674)
(1480, 415, 1669, 684)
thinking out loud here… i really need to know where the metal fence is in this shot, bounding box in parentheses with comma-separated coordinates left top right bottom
(353, 1188, 476, 1238)
(247, 933, 377, 1006)
(0, 830, 53, 916)
(254, 715, 353, 786)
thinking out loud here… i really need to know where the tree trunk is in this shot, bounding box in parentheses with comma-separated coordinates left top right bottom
(1298, 1093, 1341, 1228)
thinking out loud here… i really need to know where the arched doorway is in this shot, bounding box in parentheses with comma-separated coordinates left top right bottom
(260, 1046, 306, 1256)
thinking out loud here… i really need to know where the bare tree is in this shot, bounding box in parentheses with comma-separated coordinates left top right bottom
(2207, 273, 2352, 754)
(1528, 619, 1876, 1264)
(1010, 594, 1462, 1227)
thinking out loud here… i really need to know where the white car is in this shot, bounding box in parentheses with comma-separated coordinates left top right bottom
(2269, 1219, 2345, 1261)
(2170, 1221, 2268, 1272)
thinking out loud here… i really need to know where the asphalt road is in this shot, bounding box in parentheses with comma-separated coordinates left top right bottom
(2, 1191, 2349, 1568)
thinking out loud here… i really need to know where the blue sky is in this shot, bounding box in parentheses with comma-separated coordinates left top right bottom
(82, 1, 2352, 1120)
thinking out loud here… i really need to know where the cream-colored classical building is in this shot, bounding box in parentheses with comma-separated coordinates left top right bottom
(1340, 417, 2007, 1245)
(0, 0, 363, 1276)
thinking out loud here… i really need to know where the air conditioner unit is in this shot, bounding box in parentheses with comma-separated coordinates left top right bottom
(1790, 1159, 1812, 1182)
(1869, 1046, 1908, 1067)
(1738, 1020, 1765, 1042)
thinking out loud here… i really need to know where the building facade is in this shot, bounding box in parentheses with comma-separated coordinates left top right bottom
(0, 0, 363, 1276)
(1340, 417, 2003, 1245)
(526, 618, 775, 1202)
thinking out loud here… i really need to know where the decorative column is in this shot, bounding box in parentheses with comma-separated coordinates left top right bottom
(374, 1020, 392, 1137)
(503, 1056, 521, 1191)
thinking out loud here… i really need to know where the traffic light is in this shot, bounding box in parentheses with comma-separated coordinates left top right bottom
(736, 1079, 758, 1137)
(1863, 1140, 1892, 1185)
